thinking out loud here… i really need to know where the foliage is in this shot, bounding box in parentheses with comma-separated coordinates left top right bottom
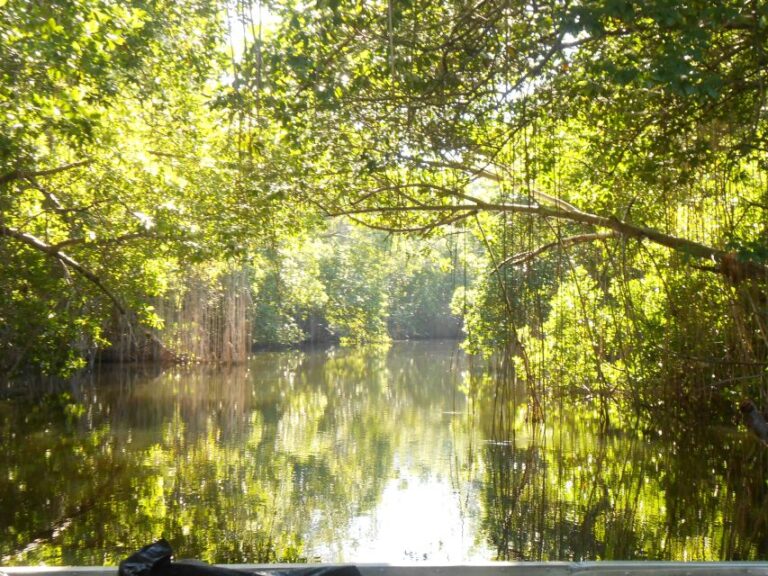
(4, 0, 768, 565)
(1, 0, 767, 420)
(0, 0, 235, 373)
(251, 224, 464, 346)
(236, 0, 768, 413)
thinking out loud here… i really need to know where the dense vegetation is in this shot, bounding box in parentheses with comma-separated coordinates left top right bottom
(0, 0, 469, 373)
(1, 0, 767, 419)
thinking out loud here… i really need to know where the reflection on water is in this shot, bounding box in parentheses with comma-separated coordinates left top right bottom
(1, 341, 767, 565)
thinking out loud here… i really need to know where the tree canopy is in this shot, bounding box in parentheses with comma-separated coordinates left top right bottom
(247, 0, 767, 275)
(0, 0, 766, 416)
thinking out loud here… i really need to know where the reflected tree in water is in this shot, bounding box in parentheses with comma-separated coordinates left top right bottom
(473, 368, 768, 560)
(3, 343, 768, 564)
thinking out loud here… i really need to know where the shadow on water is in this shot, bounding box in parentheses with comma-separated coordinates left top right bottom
(2, 341, 768, 564)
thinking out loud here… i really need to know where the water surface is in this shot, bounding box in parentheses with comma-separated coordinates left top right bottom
(1, 341, 767, 565)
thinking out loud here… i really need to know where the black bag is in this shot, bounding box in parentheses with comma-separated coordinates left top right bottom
(119, 540, 361, 576)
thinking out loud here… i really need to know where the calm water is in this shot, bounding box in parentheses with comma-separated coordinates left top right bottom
(1, 341, 767, 565)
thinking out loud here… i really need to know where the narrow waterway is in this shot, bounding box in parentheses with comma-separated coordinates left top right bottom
(1, 341, 766, 565)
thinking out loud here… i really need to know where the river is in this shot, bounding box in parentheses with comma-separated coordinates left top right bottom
(1, 341, 766, 565)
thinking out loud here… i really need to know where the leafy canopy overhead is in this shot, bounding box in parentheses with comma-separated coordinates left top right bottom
(244, 0, 767, 276)
(1, 0, 767, 381)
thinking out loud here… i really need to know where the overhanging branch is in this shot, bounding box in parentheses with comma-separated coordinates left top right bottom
(50, 232, 150, 251)
(330, 200, 768, 281)
(395, 155, 581, 212)
(0, 225, 126, 314)
(0, 225, 184, 362)
(496, 232, 621, 270)
(0, 159, 93, 186)
(347, 210, 475, 233)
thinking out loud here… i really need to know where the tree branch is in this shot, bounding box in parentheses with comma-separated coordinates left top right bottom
(330, 201, 768, 281)
(0, 159, 93, 185)
(0, 225, 126, 314)
(50, 232, 150, 251)
(0, 225, 185, 362)
(495, 232, 620, 270)
(396, 155, 581, 212)
(347, 210, 475, 233)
